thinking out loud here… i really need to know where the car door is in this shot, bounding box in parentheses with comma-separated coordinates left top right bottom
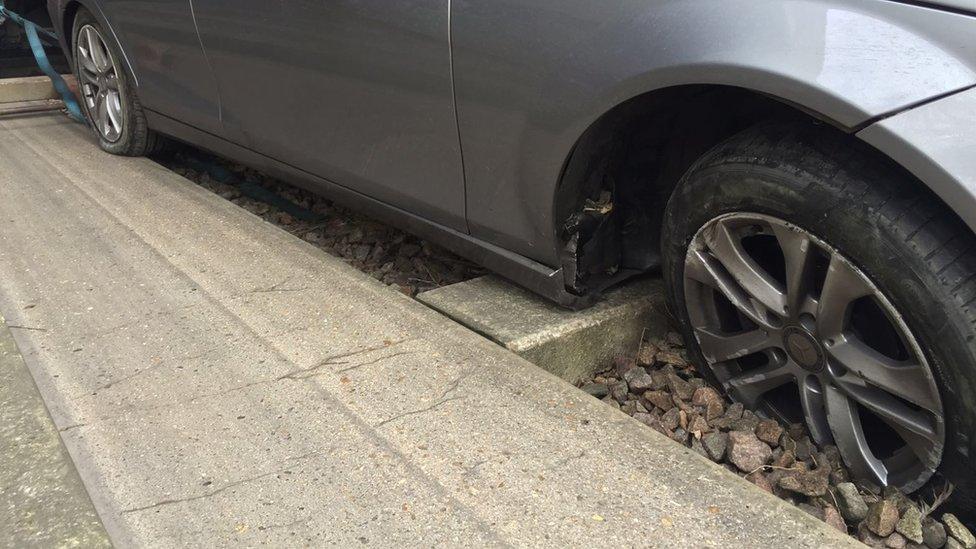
(95, 0, 221, 135)
(189, 0, 466, 232)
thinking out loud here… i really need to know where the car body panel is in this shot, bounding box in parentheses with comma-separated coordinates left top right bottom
(858, 85, 976, 236)
(48, 0, 222, 135)
(451, 0, 976, 266)
(188, 0, 467, 232)
(47, 0, 976, 301)
(912, 0, 976, 12)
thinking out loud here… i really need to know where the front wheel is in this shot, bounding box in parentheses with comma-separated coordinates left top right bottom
(71, 8, 161, 156)
(662, 122, 976, 518)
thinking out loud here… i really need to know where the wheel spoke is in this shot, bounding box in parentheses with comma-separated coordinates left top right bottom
(78, 44, 98, 76)
(703, 220, 787, 317)
(686, 248, 773, 329)
(88, 30, 109, 71)
(816, 253, 874, 338)
(825, 385, 888, 487)
(694, 327, 776, 363)
(799, 375, 833, 445)
(828, 338, 941, 412)
(106, 91, 122, 131)
(96, 93, 110, 135)
(726, 361, 794, 409)
(835, 380, 940, 465)
(770, 223, 815, 317)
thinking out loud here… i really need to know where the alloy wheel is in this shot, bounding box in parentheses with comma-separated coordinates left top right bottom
(76, 25, 123, 142)
(683, 212, 945, 492)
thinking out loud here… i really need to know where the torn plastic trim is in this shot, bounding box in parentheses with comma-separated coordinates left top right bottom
(560, 189, 633, 296)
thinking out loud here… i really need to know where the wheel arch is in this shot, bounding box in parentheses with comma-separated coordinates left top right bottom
(59, 0, 138, 87)
(551, 81, 972, 297)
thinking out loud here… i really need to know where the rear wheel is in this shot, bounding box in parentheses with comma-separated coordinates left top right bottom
(663, 122, 976, 517)
(71, 8, 161, 156)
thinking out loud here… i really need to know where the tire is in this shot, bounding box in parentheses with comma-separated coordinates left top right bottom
(71, 8, 162, 156)
(662, 121, 976, 519)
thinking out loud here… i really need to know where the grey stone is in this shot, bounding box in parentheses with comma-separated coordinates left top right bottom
(896, 505, 925, 544)
(727, 431, 772, 473)
(610, 380, 629, 403)
(671, 428, 689, 444)
(661, 407, 681, 431)
(632, 412, 658, 428)
(581, 382, 610, 398)
(835, 482, 869, 522)
(614, 356, 637, 376)
(701, 432, 728, 462)
(691, 387, 724, 421)
(623, 366, 656, 393)
(824, 505, 848, 533)
(798, 502, 825, 521)
(746, 471, 774, 494)
(859, 522, 890, 548)
(777, 468, 830, 497)
(772, 449, 796, 469)
(731, 414, 761, 432)
(923, 517, 948, 549)
(635, 343, 657, 366)
(642, 390, 674, 411)
(686, 413, 710, 436)
(755, 419, 784, 447)
(666, 373, 696, 400)
(887, 533, 908, 549)
(793, 436, 814, 461)
(866, 499, 901, 537)
(943, 514, 976, 549)
(621, 399, 641, 415)
(724, 402, 745, 420)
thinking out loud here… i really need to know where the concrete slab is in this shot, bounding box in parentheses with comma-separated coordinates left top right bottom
(418, 276, 668, 383)
(0, 316, 110, 548)
(0, 76, 59, 103)
(0, 112, 858, 548)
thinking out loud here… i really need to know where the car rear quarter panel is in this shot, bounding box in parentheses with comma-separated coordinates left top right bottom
(451, 0, 976, 267)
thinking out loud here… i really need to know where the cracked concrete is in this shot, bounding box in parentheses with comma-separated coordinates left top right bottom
(0, 113, 859, 547)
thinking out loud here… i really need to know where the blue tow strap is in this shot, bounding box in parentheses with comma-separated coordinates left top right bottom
(0, 2, 86, 123)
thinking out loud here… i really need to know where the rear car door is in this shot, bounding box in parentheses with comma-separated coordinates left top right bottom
(90, 0, 221, 134)
(190, 0, 467, 232)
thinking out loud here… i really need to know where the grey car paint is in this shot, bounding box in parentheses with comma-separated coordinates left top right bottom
(859, 86, 976, 234)
(80, 0, 222, 135)
(47, 0, 976, 300)
(451, 0, 976, 265)
(188, 0, 467, 232)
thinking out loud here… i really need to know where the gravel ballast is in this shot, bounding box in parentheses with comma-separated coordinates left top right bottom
(578, 334, 975, 548)
(155, 148, 486, 296)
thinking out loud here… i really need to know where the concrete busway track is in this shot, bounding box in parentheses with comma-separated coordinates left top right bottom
(0, 112, 857, 547)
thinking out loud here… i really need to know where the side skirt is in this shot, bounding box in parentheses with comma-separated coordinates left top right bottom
(144, 110, 590, 309)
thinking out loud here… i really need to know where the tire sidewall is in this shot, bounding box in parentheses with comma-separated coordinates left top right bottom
(661, 126, 976, 499)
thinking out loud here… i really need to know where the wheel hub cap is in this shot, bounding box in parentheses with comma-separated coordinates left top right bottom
(682, 212, 945, 493)
(783, 327, 823, 371)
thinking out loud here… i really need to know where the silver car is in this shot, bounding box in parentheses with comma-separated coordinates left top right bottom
(47, 0, 976, 516)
